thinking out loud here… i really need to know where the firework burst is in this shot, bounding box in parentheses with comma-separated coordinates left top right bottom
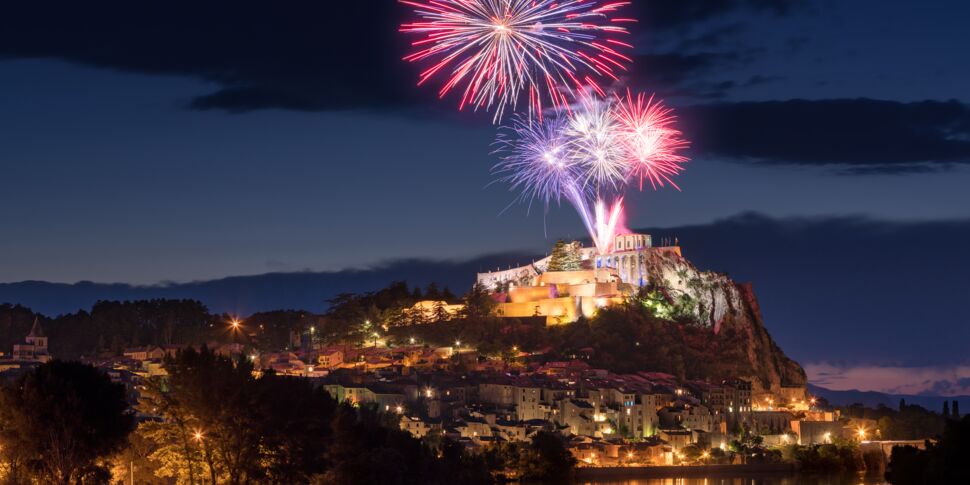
(565, 94, 627, 191)
(493, 115, 587, 208)
(400, 0, 634, 122)
(614, 90, 690, 190)
(494, 91, 689, 254)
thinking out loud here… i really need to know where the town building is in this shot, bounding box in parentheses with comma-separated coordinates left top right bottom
(11, 318, 50, 363)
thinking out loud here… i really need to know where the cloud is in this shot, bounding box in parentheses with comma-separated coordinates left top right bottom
(0, 1, 804, 114)
(0, 1, 418, 113)
(629, 52, 743, 90)
(639, 212, 970, 367)
(805, 363, 970, 397)
(683, 98, 970, 172)
(632, 0, 804, 30)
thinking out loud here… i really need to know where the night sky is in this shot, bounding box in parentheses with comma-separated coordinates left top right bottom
(1, 1, 969, 396)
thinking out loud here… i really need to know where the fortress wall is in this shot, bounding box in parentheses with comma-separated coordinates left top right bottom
(497, 296, 578, 322)
(508, 285, 557, 303)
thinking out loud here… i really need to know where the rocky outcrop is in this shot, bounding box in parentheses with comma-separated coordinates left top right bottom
(643, 249, 807, 394)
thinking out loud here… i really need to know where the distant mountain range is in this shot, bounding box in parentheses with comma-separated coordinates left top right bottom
(808, 383, 968, 411)
(0, 253, 538, 317)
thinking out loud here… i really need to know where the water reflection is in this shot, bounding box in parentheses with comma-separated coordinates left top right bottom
(580, 475, 888, 485)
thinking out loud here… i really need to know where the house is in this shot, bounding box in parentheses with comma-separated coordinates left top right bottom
(11, 318, 50, 363)
(317, 348, 344, 369)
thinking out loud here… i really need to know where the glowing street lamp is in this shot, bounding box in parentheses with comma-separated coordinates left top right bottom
(228, 318, 242, 346)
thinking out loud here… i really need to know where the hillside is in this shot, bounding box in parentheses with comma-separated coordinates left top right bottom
(638, 248, 807, 393)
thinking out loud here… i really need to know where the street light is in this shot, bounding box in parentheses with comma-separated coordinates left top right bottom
(228, 318, 242, 346)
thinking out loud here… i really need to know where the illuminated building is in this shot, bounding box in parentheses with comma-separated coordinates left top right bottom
(476, 233, 681, 324)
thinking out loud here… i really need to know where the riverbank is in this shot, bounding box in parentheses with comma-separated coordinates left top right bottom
(575, 463, 796, 480)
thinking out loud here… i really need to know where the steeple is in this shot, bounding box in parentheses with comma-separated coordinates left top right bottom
(25, 317, 48, 354)
(27, 316, 44, 338)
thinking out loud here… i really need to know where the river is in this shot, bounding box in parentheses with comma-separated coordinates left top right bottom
(579, 474, 889, 485)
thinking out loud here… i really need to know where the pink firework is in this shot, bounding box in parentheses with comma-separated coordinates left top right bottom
(399, 0, 634, 122)
(613, 90, 689, 190)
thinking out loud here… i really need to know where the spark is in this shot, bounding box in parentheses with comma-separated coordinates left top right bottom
(493, 114, 587, 208)
(566, 93, 627, 190)
(614, 90, 689, 190)
(494, 92, 688, 255)
(400, 0, 633, 122)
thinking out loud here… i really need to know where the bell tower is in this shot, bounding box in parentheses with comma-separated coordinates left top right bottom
(25, 317, 47, 354)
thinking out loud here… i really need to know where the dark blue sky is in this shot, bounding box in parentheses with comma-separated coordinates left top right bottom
(1, 0, 969, 393)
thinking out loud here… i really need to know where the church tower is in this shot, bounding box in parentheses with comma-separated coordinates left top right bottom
(25, 317, 48, 354)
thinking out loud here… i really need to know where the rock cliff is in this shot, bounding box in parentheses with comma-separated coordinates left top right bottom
(641, 248, 807, 394)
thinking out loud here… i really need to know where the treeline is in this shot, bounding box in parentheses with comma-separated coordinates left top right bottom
(0, 350, 577, 484)
(0, 281, 466, 359)
(886, 414, 970, 484)
(0, 300, 217, 359)
(841, 400, 951, 440)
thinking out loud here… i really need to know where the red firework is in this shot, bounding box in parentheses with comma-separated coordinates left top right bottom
(399, 0, 634, 122)
(613, 90, 690, 190)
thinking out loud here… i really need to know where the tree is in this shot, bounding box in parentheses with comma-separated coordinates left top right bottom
(517, 431, 577, 482)
(546, 240, 581, 272)
(255, 373, 336, 483)
(432, 301, 450, 323)
(156, 346, 264, 484)
(461, 283, 497, 320)
(324, 404, 491, 485)
(0, 361, 134, 484)
(886, 415, 970, 484)
(425, 282, 442, 301)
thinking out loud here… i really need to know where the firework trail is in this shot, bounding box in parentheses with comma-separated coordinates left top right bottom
(400, 0, 634, 122)
(495, 92, 689, 254)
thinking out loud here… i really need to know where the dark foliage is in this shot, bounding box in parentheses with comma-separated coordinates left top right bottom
(144, 346, 492, 485)
(842, 402, 947, 440)
(886, 415, 970, 484)
(0, 361, 134, 483)
(517, 431, 577, 483)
